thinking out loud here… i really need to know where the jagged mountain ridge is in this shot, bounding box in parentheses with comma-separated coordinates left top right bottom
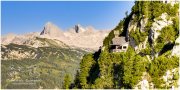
(2, 22, 110, 51)
(40, 22, 110, 50)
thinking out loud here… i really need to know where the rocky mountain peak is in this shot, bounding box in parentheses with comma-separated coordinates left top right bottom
(74, 24, 86, 33)
(40, 22, 63, 37)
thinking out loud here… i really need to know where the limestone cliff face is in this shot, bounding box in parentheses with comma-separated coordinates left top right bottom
(126, 12, 177, 56)
(126, 15, 149, 52)
(150, 13, 173, 43)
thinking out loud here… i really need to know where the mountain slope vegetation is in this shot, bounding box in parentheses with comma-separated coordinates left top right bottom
(73, 1, 179, 89)
(1, 39, 88, 89)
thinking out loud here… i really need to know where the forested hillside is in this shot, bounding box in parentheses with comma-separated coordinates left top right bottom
(71, 1, 179, 89)
(1, 42, 87, 89)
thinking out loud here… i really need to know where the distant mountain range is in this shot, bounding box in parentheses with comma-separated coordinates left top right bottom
(1, 22, 110, 51)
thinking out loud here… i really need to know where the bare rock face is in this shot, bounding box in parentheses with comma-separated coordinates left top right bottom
(172, 36, 180, 57)
(134, 72, 151, 89)
(140, 17, 148, 32)
(126, 15, 148, 52)
(162, 68, 179, 89)
(162, 0, 179, 6)
(74, 24, 86, 33)
(40, 22, 65, 38)
(150, 13, 173, 43)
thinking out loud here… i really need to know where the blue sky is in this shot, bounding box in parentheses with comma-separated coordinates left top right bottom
(2, 1, 134, 35)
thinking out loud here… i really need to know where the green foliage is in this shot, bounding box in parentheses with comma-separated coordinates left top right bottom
(92, 52, 114, 88)
(146, 2, 178, 19)
(75, 1, 180, 89)
(158, 25, 176, 43)
(76, 46, 150, 89)
(166, 3, 179, 16)
(140, 42, 151, 55)
(98, 52, 112, 77)
(63, 74, 72, 89)
(148, 54, 179, 88)
(151, 1, 164, 18)
(79, 54, 95, 88)
(73, 70, 81, 88)
(103, 31, 115, 51)
(173, 72, 179, 80)
(172, 16, 179, 36)
(129, 28, 147, 45)
(132, 1, 150, 19)
(122, 47, 148, 88)
(155, 25, 177, 53)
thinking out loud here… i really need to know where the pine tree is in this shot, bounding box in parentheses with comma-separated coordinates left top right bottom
(79, 54, 95, 88)
(63, 74, 71, 89)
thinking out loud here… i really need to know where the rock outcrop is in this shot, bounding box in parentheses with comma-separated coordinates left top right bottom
(40, 22, 64, 37)
(74, 24, 86, 33)
(150, 13, 173, 43)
